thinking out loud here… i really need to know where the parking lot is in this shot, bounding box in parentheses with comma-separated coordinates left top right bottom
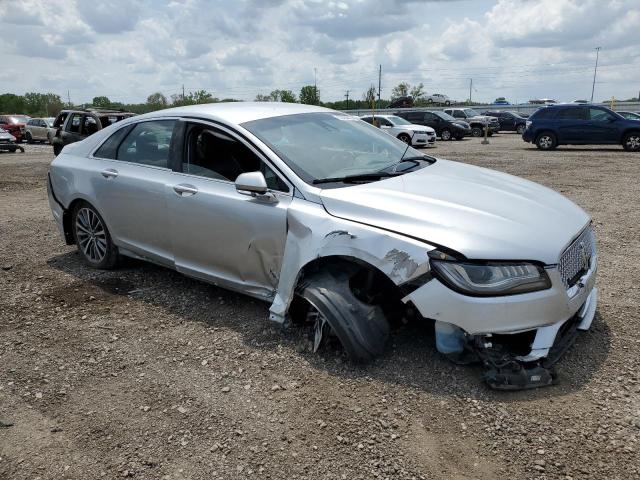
(1, 134, 639, 479)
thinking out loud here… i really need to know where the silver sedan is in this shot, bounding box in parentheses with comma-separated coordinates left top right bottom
(48, 102, 597, 390)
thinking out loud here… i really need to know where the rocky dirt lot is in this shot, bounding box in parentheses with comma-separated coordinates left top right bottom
(1, 136, 639, 479)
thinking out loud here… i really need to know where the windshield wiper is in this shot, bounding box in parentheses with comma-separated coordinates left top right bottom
(312, 171, 402, 185)
(382, 156, 433, 174)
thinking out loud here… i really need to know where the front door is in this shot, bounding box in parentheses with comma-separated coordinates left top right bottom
(585, 107, 620, 143)
(167, 121, 292, 299)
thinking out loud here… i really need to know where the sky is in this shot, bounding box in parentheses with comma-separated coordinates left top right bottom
(1, 0, 639, 105)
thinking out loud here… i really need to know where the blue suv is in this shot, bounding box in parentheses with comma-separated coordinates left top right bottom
(522, 104, 640, 152)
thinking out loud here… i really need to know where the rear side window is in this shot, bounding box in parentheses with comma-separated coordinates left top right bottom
(94, 125, 133, 159)
(530, 108, 557, 120)
(556, 108, 586, 120)
(406, 112, 424, 122)
(116, 120, 176, 168)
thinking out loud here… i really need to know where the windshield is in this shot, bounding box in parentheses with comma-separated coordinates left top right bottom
(243, 112, 428, 184)
(386, 115, 411, 125)
(434, 111, 456, 121)
(464, 109, 481, 117)
(10, 115, 30, 123)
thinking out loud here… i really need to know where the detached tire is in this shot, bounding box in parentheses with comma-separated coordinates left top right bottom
(622, 132, 640, 152)
(299, 270, 390, 362)
(536, 132, 557, 150)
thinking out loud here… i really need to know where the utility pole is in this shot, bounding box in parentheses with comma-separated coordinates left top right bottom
(67, 90, 71, 107)
(591, 47, 601, 103)
(377, 64, 382, 109)
(469, 79, 472, 104)
(344, 90, 350, 110)
(314, 68, 317, 105)
(182, 84, 185, 102)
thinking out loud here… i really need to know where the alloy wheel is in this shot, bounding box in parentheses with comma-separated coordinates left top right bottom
(75, 207, 107, 263)
(625, 135, 640, 151)
(538, 135, 553, 149)
(441, 129, 451, 140)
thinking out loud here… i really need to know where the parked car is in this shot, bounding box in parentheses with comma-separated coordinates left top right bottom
(522, 104, 640, 151)
(360, 114, 436, 147)
(25, 117, 55, 143)
(0, 115, 30, 143)
(492, 97, 510, 105)
(395, 109, 471, 140)
(388, 96, 414, 109)
(425, 93, 450, 105)
(482, 110, 527, 134)
(48, 102, 598, 390)
(573, 100, 589, 104)
(443, 108, 500, 136)
(52, 108, 136, 155)
(617, 111, 640, 120)
(0, 127, 19, 152)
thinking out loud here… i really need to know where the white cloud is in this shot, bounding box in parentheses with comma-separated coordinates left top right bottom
(0, 0, 638, 104)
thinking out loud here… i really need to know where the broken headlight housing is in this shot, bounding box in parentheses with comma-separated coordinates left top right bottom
(430, 258, 551, 296)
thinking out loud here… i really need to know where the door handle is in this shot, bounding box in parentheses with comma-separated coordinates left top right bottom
(101, 169, 118, 179)
(173, 184, 198, 196)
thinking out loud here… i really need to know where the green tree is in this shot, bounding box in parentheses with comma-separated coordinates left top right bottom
(277, 90, 297, 103)
(391, 82, 410, 100)
(146, 92, 168, 109)
(410, 82, 425, 100)
(92, 96, 112, 108)
(255, 93, 271, 102)
(299, 85, 319, 105)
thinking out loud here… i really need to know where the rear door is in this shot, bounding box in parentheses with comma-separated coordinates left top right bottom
(555, 107, 587, 143)
(90, 119, 178, 265)
(167, 120, 292, 297)
(61, 113, 84, 145)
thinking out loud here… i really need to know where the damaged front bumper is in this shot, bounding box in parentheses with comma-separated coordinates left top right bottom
(406, 258, 597, 390)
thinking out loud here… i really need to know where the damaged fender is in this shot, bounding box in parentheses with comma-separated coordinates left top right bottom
(268, 198, 435, 323)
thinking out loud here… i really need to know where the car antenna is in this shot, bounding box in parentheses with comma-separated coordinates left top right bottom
(400, 131, 415, 160)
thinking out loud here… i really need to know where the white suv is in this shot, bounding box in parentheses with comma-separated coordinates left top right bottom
(360, 114, 436, 147)
(425, 93, 451, 105)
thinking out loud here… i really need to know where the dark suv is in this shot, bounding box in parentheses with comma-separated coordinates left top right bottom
(394, 110, 471, 140)
(482, 110, 527, 134)
(52, 108, 136, 155)
(522, 104, 640, 151)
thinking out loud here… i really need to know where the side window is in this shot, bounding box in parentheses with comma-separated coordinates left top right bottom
(360, 117, 374, 125)
(532, 108, 557, 120)
(407, 112, 423, 122)
(184, 125, 288, 192)
(379, 119, 392, 127)
(68, 114, 82, 133)
(82, 116, 99, 135)
(589, 108, 614, 122)
(116, 120, 175, 167)
(452, 110, 464, 118)
(94, 125, 133, 159)
(557, 108, 585, 120)
(423, 113, 436, 122)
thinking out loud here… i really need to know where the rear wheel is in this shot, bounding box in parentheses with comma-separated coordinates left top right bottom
(298, 269, 390, 362)
(622, 132, 640, 152)
(536, 132, 557, 150)
(72, 202, 119, 269)
(440, 129, 452, 141)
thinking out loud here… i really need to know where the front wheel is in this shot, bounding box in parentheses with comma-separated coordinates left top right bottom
(53, 143, 62, 156)
(72, 202, 119, 269)
(471, 126, 483, 137)
(444, 100, 451, 106)
(516, 124, 526, 135)
(398, 133, 411, 144)
(622, 132, 640, 152)
(440, 129, 452, 141)
(536, 132, 557, 150)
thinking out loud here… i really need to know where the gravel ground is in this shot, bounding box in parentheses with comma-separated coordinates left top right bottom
(1, 135, 639, 479)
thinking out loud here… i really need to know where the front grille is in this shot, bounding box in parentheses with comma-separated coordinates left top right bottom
(558, 227, 596, 289)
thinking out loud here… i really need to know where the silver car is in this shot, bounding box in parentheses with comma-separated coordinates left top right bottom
(26, 117, 55, 143)
(47, 103, 597, 390)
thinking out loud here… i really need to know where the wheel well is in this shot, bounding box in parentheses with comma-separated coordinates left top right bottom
(622, 129, 640, 141)
(397, 132, 410, 138)
(535, 130, 556, 140)
(291, 256, 405, 323)
(62, 198, 86, 245)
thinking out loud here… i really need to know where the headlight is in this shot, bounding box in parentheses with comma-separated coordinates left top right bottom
(430, 259, 551, 296)
(526, 121, 532, 129)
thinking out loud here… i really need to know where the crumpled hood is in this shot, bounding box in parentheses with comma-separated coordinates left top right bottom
(320, 159, 589, 264)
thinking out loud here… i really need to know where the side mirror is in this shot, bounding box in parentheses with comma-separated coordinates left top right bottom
(235, 171, 268, 195)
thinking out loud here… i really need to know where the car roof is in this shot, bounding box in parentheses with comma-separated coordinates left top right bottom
(135, 102, 334, 126)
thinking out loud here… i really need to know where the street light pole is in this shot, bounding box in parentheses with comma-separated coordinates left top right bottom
(590, 47, 601, 103)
